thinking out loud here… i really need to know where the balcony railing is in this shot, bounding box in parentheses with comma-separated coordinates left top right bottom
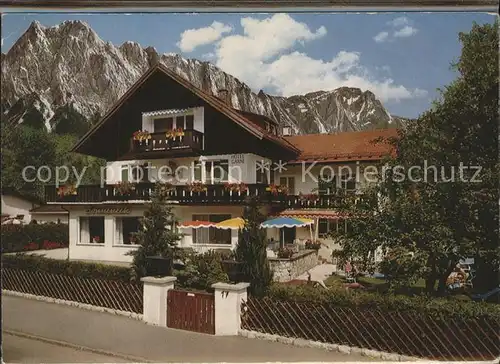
(130, 130, 204, 154)
(45, 183, 359, 208)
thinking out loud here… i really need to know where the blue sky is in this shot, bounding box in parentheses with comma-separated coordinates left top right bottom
(1, 12, 496, 118)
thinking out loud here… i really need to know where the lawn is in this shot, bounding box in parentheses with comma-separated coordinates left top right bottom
(324, 273, 428, 295)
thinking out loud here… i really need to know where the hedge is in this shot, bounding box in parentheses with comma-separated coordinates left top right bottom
(1, 224, 69, 253)
(268, 283, 500, 322)
(2, 254, 132, 283)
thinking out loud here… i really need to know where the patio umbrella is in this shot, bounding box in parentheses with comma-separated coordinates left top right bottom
(214, 217, 246, 230)
(178, 221, 217, 229)
(260, 217, 313, 229)
(260, 217, 313, 247)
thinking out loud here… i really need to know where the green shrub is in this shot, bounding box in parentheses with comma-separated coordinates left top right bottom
(1, 254, 132, 283)
(174, 250, 229, 291)
(1, 223, 69, 253)
(268, 283, 500, 321)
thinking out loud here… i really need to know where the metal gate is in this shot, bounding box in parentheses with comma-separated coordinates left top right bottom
(167, 289, 215, 334)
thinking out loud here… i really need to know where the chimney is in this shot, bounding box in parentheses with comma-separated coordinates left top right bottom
(217, 89, 230, 106)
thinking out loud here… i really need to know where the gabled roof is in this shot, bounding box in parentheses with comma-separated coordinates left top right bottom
(72, 63, 299, 155)
(285, 128, 399, 164)
(30, 205, 69, 214)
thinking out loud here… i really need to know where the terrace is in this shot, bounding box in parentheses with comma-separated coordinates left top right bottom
(44, 183, 361, 208)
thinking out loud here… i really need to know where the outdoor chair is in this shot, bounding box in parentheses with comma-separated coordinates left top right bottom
(345, 271, 356, 283)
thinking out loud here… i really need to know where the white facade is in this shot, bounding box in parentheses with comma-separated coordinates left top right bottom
(65, 157, 379, 263)
(55, 103, 387, 265)
(1, 194, 37, 223)
(67, 204, 248, 263)
(105, 153, 271, 185)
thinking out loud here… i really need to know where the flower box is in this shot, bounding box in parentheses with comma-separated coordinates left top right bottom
(299, 193, 320, 202)
(114, 181, 137, 197)
(224, 183, 249, 194)
(132, 130, 151, 141)
(57, 185, 78, 199)
(266, 184, 289, 196)
(187, 182, 207, 193)
(165, 128, 185, 140)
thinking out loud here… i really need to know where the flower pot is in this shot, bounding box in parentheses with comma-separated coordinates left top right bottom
(58, 195, 77, 202)
(221, 260, 244, 283)
(145, 256, 173, 277)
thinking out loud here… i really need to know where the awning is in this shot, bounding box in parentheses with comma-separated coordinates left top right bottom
(215, 217, 245, 230)
(277, 209, 348, 220)
(261, 217, 313, 229)
(178, 221, 217, 229)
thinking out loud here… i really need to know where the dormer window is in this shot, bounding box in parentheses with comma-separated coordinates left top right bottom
(146, 109, 196, 133)
(154, 117, 173, 132)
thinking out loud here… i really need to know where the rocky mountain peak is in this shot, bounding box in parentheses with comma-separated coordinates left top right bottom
(1, 20, 406, 136)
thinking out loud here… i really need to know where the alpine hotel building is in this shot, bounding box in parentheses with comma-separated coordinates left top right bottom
(44, 64, 397, 265)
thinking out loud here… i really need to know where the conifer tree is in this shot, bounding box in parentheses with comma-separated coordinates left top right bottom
(236, 197, 273, 296)
(128, 183, 183, 280)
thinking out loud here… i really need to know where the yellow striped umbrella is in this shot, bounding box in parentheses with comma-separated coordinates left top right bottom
(214, 217, 246, 230)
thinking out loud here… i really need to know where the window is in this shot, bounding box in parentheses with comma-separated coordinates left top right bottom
(122, 164, 149, 182)
(192, 161, 202, 181)
(79, 216, 104, 244)
(212, 160, 229, 184)
(340, 174, 356, 191)
(318, 219, 329, 235)
(154, 117, 173, 132)
(185, 115, 194, 130)
(318, 173, 336, 195)
(283, 227, 296, 244)
(318, 219, 348, 238)
(192, 214, 231, 245)
(256, 164, 275, 184)
(279, 177, 295, 194)
(116, 217, 142, 245)
(205, 160, 229, 184)
(121, 165, 129, 182)
(131, 164, 150, 183)
(175, 115, 185, 129)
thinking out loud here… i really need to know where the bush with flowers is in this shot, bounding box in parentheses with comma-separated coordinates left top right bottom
(1, 223, 68, 253)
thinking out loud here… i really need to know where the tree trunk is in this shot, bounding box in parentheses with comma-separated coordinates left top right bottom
(425, 255, 437, 294)
(437, 260, 456, 295)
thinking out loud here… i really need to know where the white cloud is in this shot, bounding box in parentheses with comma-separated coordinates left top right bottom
(208, 14, 425, 102)
(374, 17, 418, 43)
(373, 31, 389, 43)
(202, 52, 215, 59)
(387, 16, 410, 27)
(177, 21, 232, 52)
(394, 25, 419, 38)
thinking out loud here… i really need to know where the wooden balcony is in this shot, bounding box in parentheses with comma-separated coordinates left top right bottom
(44, 183, 358, 208)
(129, 130, 204, 157)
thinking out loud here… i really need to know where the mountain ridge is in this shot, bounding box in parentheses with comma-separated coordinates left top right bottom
(1, 20, 407, 136)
